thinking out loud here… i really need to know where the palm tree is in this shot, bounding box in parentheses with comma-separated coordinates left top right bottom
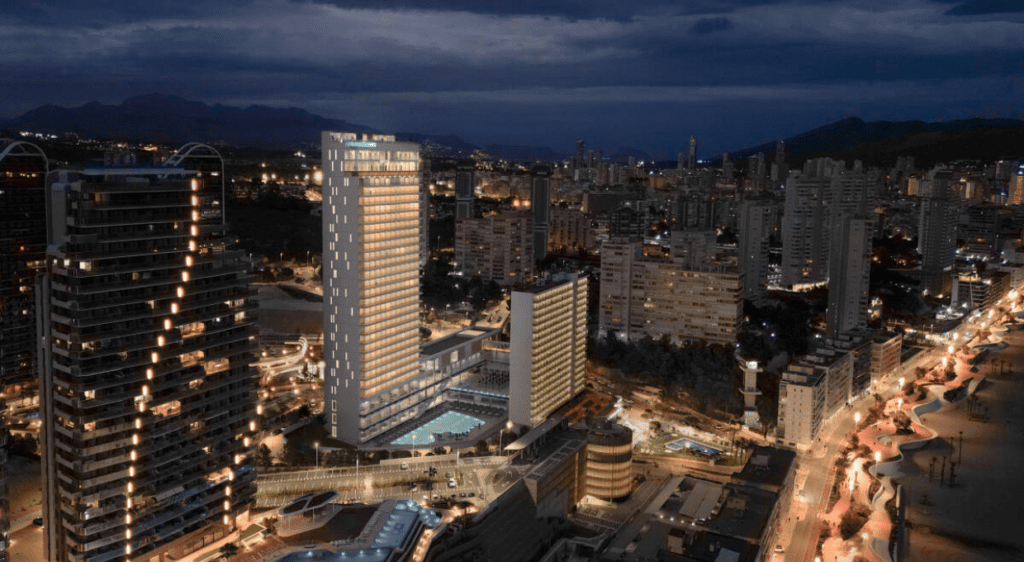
(219, 543, 240, 562)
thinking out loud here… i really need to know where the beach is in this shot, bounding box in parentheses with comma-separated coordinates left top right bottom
(900, 332, 1024, 562)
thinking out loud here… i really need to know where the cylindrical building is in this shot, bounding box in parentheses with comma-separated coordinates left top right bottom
(586, 422, 633, 502)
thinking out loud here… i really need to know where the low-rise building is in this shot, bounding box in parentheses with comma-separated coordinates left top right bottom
(871, 332, 903, 386)
(952, 270, 1011, 310)
(776, 364, 827, 449)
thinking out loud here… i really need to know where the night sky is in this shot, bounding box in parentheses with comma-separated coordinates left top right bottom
(2, 0, 1023, 157)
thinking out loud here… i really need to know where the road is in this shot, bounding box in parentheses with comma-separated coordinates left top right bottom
(255, 456, 521, 507)
(781, 296, 1015, 562)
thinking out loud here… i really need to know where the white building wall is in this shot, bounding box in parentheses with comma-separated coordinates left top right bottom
(322, 131, 422, 445)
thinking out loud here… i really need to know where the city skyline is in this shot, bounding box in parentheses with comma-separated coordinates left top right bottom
(2, 0, 1024, 157)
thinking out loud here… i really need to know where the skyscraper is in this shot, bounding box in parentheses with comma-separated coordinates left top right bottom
(738, 200, 776, 302)
(321, 131, 422, 444)
(918, 167, 958, 295)
(530, 166, 551, 262)
(38, 144, 258, 562)
(688, 136, 698, 169)
(825, 214, 872, 338)
(454, 161, 474, 220)
(0, 139, 49, 562)
(420, 156, 432, 266)
(780, 159, 872, 288)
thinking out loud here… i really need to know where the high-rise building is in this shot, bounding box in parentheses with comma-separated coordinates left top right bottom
(675, 193, 717, 231)
(321, 131, 422, 444)
(420, 157, 432, 266)
(599, 241, 743, 345)
(530, 166, 551, 263)
(454, 162, 474, 220)
(38, 145, 258, 562)
(455, 211, 533, 286)
(918, 167, 958, 295)
(825, 214, 872, 338)
(721, 152, 734, 183)
(688, 136, 698, 170)
(1010, 167, 1024, 206)
(509, 274, 587, 428)
(780, 159, 872, 289)
(0, 139, 49, 562)
(738, 200, 776, 302)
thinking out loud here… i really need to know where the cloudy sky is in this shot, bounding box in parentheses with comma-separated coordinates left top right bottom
(2, 0, 1023, 157)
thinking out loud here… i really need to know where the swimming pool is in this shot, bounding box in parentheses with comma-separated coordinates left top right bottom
(666, 438, 722, 456)
(390, 411, 485, 446)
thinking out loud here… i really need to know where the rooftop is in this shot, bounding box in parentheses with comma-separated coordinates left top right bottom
(732, 446, 796, 491)
(420, 327, 497, 357)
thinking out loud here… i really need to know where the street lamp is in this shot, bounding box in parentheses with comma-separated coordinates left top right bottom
(314, 442, 319, 469)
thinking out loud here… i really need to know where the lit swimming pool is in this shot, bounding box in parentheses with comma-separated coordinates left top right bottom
(666, 438, 721, 456)
(390, 411, 485, 446)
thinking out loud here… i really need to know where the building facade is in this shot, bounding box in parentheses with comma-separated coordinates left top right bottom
(509, 275, 588, 428)
(825, 214, 872, 338)
(738, 200, 776, 301)
(599, 241, 743, 346)
(38, 148, 258, 562)
(454, 211, 533, 286)
(776, 365, 826, 449)
(0, 139, 49, 562)
(321, 132, 423, 445)
(585, 422, 633, 502)
(530, 166, 551, 263)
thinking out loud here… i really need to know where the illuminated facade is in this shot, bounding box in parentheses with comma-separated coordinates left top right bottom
(321, 132, 423, 445)
(599, 241, 743, 346)
(585, 422, 633, 502)
(509, 274, 588, 428)
(38, 146, 258, 562)
(455, 211, 533, 286)
(0, 139, 49, 562)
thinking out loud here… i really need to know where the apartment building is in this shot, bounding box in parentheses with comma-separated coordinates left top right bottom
(599, 240, 743, 346)
(509, 274, 588, 428)
(38, 146, 258, 562)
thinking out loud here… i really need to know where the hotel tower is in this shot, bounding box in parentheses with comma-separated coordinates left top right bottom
(321, 132, 424, 445)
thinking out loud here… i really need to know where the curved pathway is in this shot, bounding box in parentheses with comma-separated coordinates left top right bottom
(865, 377, 985, 562)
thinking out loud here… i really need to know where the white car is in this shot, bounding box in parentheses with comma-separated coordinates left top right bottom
(400, 462, 409, 470)
(447, 479, 457, 488)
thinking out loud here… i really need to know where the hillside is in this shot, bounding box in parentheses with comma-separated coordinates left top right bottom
(723, 117, 1024, 167)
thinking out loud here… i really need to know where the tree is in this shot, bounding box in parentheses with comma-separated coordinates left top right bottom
(282, 437, 313, 466)
(255, 444, 274, 468)
(219, 543, 240, 562)
(476, 440, 490, 454)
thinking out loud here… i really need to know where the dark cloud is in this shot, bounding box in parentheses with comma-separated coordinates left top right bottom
(943, 0, 1024, 16)
(2, 0, 1023, 156)
(689, 16, 734, 34)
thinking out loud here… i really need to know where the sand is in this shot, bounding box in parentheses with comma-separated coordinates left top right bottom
(898, 333, 1024, 562)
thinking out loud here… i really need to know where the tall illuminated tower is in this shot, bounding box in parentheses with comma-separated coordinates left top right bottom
(321, 132, 423, 445)
(38, 144, 258, 562)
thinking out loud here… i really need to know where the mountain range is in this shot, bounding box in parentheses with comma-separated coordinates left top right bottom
(3, 94, 1023, 165)
(723, 116, 1024, 167)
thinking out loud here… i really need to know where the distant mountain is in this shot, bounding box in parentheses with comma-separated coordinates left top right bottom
(396, 132, 480, 158)
(483, 144, 565, 162)
(1, 94, 376, 150)
(723, 117, 1024, 167)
